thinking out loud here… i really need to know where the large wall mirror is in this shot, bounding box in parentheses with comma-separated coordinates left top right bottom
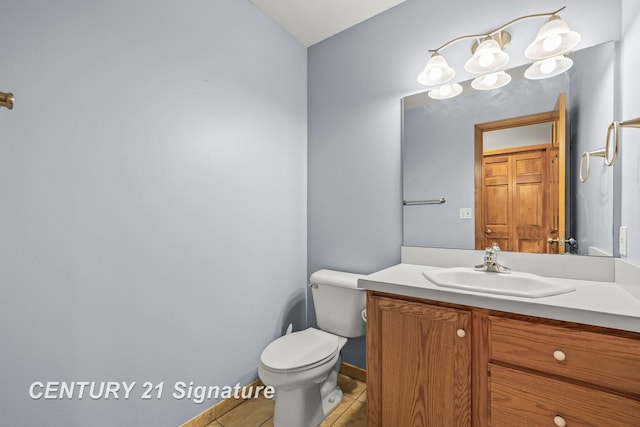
(403, 41, 616, 256)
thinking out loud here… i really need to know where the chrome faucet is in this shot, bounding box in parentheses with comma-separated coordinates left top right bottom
(475, 243, 511, 273)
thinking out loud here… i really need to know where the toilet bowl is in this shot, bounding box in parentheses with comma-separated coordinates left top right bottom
(258, 269, 366, 427)
(259, 328, 348, 427)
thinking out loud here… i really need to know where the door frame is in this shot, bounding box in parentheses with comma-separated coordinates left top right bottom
(474, 110, 561, 250)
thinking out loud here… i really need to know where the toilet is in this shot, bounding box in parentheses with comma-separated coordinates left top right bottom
(258, 269, 366, 427)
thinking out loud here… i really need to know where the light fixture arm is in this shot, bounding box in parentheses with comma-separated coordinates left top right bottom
(428, 6, 566, 53)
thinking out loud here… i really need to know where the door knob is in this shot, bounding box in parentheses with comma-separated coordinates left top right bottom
(485, 229, 492, 234)
(547, 237, 577, 245)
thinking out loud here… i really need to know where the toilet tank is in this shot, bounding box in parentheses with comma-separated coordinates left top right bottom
(309, 269, 366, 338)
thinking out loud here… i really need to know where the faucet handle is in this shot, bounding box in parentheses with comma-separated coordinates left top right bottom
(485, 243, 500, 253)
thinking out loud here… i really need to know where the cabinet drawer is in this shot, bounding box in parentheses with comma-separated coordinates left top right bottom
(489, 364, 640, 427)
(489, 316, 640, 395)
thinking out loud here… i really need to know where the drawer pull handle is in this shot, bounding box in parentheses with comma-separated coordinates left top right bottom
(554, 415, 567, 427)
(553, 350, 566, 361)
(456, 329, 466, 338)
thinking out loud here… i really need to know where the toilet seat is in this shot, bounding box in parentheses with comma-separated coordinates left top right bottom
(260, 328, 339, 372)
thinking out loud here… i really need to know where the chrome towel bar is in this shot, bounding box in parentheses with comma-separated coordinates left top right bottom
(403, 198, 446, 206)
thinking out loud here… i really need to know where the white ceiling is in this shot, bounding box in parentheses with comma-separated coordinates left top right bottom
(249, 0, 408, 47)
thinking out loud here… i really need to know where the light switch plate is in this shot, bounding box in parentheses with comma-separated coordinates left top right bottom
(459, 208, 473, 219)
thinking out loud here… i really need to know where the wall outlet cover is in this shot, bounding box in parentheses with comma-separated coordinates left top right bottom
(620, 226, 628, 257)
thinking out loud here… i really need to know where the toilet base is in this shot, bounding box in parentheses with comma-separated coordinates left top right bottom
(269, 355, 344, 427)
(319, 355, 343, 415)
(321, 387, 343, 417)
(273, 385, 325, 427)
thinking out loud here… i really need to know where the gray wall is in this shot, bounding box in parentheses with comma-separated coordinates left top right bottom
(0, 1, 306, 426)
(308, 0, 622, 368)
(569, 43, 616, 255)
(621, 0, 640, 265)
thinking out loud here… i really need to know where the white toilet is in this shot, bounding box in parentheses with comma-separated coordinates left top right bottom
(258, 269, 366, 427)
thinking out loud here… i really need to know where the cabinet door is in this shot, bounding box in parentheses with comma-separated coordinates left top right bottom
(367, 294, 471, 427)
(490, 364, 640, 427)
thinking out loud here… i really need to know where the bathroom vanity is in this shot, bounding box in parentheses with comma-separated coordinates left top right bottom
(361, 248, 640, 427)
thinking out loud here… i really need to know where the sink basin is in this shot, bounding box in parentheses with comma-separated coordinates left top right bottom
(422, 267, 576, 298)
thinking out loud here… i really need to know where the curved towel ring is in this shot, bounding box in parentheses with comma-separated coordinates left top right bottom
(604, 122, 619, 166)
(579, 148, 606, 183)
(579, 117, 640, 183)
(603, 117, 640, 167)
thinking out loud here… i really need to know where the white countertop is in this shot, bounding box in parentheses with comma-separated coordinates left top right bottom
(359, 263, 640, 333)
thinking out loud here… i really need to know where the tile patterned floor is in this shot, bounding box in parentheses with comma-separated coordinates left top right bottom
(205, 374, 366, 427)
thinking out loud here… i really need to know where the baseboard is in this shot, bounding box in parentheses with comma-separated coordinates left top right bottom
(339, 362, 366, 382)
(180, 362, 367, 427)
(179, 379, 263, 427)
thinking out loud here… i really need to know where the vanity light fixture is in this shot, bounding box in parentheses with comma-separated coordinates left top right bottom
(417, 52, 455, 86)
(524, 55, 573, 79)
(465, 35, 510, 74)
(428, 83, 463, 100)
(525, 16, 581, 60)
(417, 7, 580, 98)
(471, 71, 511, 90)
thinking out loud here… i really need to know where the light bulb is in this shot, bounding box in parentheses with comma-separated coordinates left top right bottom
(428, 83, 462, 99)
(479, 53, 494, 68)
(428, 67, 443, 82)
(439, 85, 452, 97)
(540, 58, 557, 74)
(543, 34, 562, 52)
(483, 73, 498, 86)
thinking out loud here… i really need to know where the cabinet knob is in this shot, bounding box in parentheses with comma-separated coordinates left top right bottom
(456, 329, 466, 338)
(553, 350, 566, 362)
(554, 415, 567, 427)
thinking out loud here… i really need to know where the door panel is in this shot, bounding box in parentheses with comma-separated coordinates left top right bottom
(513, 150, 548, 252)
(483, 155, 510, 249)
(482, 148, 549, 253)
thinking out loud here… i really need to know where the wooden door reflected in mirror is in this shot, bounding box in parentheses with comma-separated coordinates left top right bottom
(474, 93, 566, 254)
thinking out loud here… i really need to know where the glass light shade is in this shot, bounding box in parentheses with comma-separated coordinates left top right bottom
(471, 71, 511, 90)
(464, 39, 510, 74)
(525, 16, 581, 60)
(524, 55, 573, 79)
(428, 83, 463, 100)
(417, 53, 455, 85)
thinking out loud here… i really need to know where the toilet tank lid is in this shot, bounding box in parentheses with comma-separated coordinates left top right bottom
(309, 269, 367, 289)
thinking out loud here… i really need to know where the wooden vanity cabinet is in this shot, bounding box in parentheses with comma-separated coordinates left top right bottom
(366, 292, 472, 426)
(487, 316, 640, 427)
(366, 291, 640, 427)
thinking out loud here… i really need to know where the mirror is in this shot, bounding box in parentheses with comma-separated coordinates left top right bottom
(403, 42, 616, 256)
